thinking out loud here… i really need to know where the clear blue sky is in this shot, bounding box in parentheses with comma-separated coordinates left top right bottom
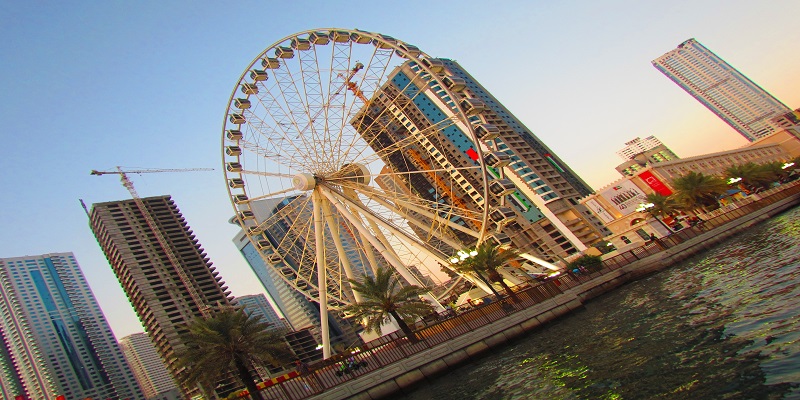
(1, 1, 798, 339)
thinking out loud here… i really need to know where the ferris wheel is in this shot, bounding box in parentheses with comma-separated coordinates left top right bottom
(222, 28, 499, 354)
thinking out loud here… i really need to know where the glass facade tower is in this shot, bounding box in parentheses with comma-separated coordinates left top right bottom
(0, 253, 143, 400)
(652, 38, 791, 142)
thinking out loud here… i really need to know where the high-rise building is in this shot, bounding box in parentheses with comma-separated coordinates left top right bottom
(89, 195, 234, 397)
(0, 253, 144, 400)
(652, 38, 791, 142)
(234, 294, 289, 331)
(352, 59, 608, 261)
(119, 333, 181, 400)
(615, 136, 680, 177)
(231, 197, 361, 349)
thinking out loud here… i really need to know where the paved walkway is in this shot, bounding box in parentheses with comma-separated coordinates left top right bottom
(254, 181, 800, 400)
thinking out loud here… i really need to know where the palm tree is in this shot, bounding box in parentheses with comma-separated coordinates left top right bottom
(642, 193, 680, 231)
(453, 242, 520, 302)
(175, 307, 291, 400)
(725, 162, 771, 192)
(671, 171, 728, 213)
(344, 267, 434, 343)
(756, 161, 784, 187)
(644, 193, 679, 216)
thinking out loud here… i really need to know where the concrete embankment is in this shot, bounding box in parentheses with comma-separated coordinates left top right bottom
(311, 191, 800, 400)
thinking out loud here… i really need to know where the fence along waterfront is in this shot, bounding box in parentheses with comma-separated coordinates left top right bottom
(248, 180, 800, 400)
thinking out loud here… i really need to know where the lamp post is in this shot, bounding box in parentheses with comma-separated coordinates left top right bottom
(728, 176, 751, 195)
(450, 249, 503, 301)
(636, 202, 672, 233)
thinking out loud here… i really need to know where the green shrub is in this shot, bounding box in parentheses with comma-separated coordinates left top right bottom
(566, 254, 602, 272)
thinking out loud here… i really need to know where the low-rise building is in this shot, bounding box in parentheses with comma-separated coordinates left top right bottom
(582, 140, 795, 251)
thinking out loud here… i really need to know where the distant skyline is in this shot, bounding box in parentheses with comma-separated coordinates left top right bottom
(653, 38, 792, 141)
(1, 1, 798, 339)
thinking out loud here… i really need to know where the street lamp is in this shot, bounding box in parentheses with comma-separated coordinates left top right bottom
(450, 248, 501, 301)
(636, 202, 672, 233)
(782, 162, 795, 170)
(728, 177, 742, 184)
(635, 202, 654, 213)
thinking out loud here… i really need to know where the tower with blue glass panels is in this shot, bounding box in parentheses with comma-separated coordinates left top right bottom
(353, 60, 608, 261)
(0, 253, 144, 400)
(231, 196, 362, 350)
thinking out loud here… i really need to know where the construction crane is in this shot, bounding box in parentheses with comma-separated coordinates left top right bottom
(91, 166, 214, 317)
(338, 62, 368, 102)
(297, 62, 367, 136)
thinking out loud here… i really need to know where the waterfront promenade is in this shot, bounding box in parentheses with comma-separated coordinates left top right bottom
(252, 181, 800, 400)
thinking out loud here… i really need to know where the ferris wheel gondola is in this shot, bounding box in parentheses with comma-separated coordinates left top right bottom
(222, 28, 495, 357)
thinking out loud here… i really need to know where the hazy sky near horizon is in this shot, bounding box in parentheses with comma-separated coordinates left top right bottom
(1, 1, 798, 339)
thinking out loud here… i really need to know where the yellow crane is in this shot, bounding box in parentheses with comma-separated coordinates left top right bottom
(90, 166, 214, 317)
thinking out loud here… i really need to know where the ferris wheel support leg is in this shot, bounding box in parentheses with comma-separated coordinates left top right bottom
(342, 188, 402, 267)
(321, 187, 445, 312)
(338, 186, 453, 268)
(518, 252, 561, 271)
(358, 229, 382, 276)
(340, 189, 382, 276)
(321, 197, 364, 304)
(312, 189, 331, 359)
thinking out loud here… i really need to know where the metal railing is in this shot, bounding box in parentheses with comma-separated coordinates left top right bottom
(248, 180, 800, 400)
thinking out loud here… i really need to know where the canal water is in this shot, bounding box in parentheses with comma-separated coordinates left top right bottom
(393, 206, 800, 400)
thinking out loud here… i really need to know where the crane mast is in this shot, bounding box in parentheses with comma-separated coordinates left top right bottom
(91, 166, 214, 317)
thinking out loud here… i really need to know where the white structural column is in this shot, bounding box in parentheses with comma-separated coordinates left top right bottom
(518, 252, 561, 271)
(340, 189, 382, 275)
(311, 189, 331, 359)
(342, 188, 404, 270)
(337, 186, 496, 300)
(320, 198, 364, 304)
(320, 186, 444, 311)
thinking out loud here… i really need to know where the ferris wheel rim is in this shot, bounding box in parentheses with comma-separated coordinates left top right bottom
(221, 28, 493, 309)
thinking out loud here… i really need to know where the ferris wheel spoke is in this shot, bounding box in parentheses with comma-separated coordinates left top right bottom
(337, 180, 482, 243)
(242, 187, 300, 203)
(336, 44, 396, 168)
(328, 184, 451, 264)
(245, 88, 316, 172)
(224, 29, 491, 330)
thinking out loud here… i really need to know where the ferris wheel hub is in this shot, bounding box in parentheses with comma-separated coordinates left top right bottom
(293, 173, 316, 191)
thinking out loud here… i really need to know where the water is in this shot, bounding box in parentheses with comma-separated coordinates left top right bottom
(393, 207, 800, 400)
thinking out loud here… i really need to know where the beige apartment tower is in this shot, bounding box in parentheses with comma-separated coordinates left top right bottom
(89, 195, 234, 397)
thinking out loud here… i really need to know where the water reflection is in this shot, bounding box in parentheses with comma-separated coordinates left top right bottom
(393, 207, 800, 399)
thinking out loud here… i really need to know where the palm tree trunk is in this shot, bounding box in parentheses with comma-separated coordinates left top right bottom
(486, 269, 519, 302)
(472, 266, 503, 301)
(495, 273, 520, 302)
(388, 310, 418, 343)
(233, 356, 265, 400)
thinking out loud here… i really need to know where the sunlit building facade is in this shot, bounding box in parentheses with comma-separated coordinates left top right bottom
(89, 195, 235, 398)
(352, 59, 608, 261)
(653, 38, 791, 142)
(119, 333, 181, 400)
(0, 253, 143, 400)
(615, 136, 680, 177)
